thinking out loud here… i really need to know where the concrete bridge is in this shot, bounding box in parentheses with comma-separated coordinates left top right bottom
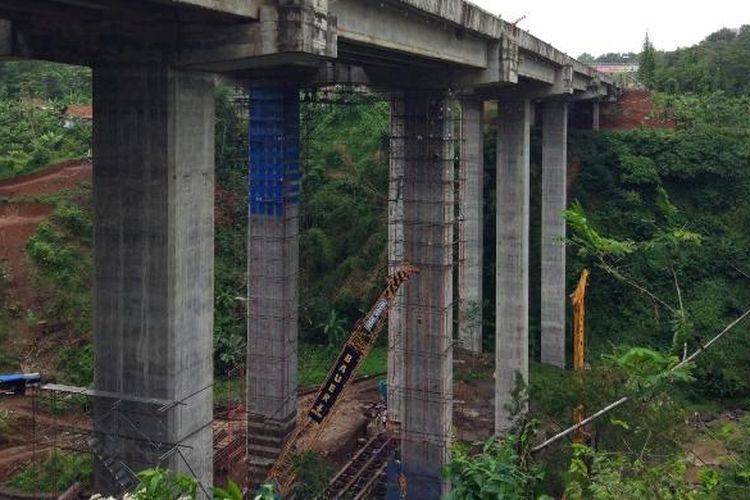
(0, 0, 616, 497)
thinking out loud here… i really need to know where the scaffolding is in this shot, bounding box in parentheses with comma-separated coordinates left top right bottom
(12, 83, 476, 499)
(17, 382, 214, 497)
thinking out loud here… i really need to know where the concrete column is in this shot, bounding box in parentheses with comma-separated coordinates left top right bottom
(540, 101, 568, 368)
(592, 101, 600, 131)
(400, 91, 454, 499)
(93, 64, 214, 494)
(246, 89, 300, 485)
(388, 96, 405, 423)
(495, 98, 530, 434)
(457, 97, 484, 354)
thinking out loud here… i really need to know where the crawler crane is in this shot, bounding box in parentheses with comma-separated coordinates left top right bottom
(263, 262, 420, 496)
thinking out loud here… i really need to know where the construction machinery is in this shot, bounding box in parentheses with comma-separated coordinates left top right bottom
(571, 268, 590, 444)
(264, 262, 420, 496)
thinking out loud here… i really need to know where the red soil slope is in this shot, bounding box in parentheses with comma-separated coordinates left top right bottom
(600, 89, 676, 130)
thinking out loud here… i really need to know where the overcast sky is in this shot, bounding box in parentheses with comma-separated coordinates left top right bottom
(469, 0, 750, 57)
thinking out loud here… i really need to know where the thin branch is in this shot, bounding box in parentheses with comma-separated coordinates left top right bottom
(597, 259, 675, 313)
(532, 307, 750, 453)
(670, 263, 685, 317)
(730, 262, 750, 282)
(670, 263, 688, 361)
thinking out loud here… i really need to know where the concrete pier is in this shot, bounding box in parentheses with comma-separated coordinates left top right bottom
(400, 91, 454, 498)
(388, 96, 406, 424)
(540, 101, 568, 368)
(246, 89, 300, 485)
(457, 97, 484, 354)
(592, 101, 600, 131)
(92, 64, 215, 493)
(495, 98, 531, 434)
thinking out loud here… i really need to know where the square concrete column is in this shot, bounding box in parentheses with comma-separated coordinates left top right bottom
(388, 96, 406, 424)
(592, 101, 600, 131)
(457, 97, 484, 354)
(400, 91, 454, 499)
(93, 64, 214, 494)
(246, 89, 300, 485)
(541, 101, 568, 368)
(495, 98, 531, 434)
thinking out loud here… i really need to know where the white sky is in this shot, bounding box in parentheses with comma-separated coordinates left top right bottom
(469, 0, 750, 57)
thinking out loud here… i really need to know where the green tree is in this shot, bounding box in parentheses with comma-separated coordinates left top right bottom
(638, 33, 656, 87)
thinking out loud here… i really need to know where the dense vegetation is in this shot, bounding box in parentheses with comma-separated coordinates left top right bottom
(0, 62, 90, 180)
(645, 26, 750, 96)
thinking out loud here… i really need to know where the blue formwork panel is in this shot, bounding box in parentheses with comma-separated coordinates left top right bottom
(248, 88, 300, 216)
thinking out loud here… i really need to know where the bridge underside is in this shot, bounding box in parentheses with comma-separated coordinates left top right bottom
(0, 0, 616, 497)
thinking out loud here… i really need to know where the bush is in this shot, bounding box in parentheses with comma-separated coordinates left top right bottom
(55, 344, 93, 386)
(7, 452, 92, 493)
(25, 195, 92, 336)
(292, 451, 334, 499)
(443, 434, 543, 500)
(0, 99, 90, 180)
(132, 468, 198, 500)
(0, 409, 14, 440)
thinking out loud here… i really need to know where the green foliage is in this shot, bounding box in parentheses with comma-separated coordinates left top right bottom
(638, 33, 657, 87)
(251, 484, 279, 500)
(0, 409, 14, 440)
(0, 261, 19, 371)
(0, 99, 90, 180)
(213, 87, 248, 375)
(564, 444, 694, 499)
(38, 393, 89, 415)
(564, 202, 636, 259)
(649, 26, 750, 96)
(602, 347, 694, 392)
(567, 121, 750, 396)
(213, 479, 244, 500)
(316, 309, 348, 346)
(7, 452, 92, 493)
(298, 344, 386, 386)
(292, 451, 335, 498)
(300, 91, 390, 341)
(133, 468, 197, 500)
(0, 61, 90, 102)
(55, 344, 93, 387)
(443, 432, 543, 500)
(651, 92, 750, 132)
(26, 193, 92, 339)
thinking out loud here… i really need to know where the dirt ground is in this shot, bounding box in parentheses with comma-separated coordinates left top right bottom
(0, 160, 92, 371)
(0, 391, 90, 481)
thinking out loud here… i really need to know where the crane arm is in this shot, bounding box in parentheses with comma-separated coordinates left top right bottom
(264, 262, 420, 495)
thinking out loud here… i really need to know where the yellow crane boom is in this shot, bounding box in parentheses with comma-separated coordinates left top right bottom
(264, 262, 420, 495)
(571, 268, 590, 444)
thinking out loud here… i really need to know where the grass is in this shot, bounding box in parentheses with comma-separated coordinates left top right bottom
(213, 343, 388, 407)
(0, 262, 19, 371)
(0, 409, 14, 440)
(299, 342, 386, 387)
(6, 451, 92, 493)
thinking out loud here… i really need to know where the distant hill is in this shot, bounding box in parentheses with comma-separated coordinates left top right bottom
(651, 26, 750, 96)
